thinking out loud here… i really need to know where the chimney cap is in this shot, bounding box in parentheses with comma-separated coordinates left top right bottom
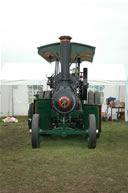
(59, 36, 72, 41)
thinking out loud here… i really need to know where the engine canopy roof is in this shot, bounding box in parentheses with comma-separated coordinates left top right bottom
(38, 42, 96, 63)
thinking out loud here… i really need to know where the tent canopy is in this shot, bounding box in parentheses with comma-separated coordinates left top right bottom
(38, 42, 96, 63)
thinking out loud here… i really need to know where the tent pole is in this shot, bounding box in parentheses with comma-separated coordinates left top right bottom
(12, 85, 14, 116)
(125, 81, 128, 122)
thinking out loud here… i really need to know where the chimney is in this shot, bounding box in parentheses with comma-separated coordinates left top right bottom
(59, 36, 72, 81)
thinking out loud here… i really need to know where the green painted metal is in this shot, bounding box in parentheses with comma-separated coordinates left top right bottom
(35, 100, 100, 137)
(35, 100, 51, 129)
(51, 108, 57, 117)
(39, 127, 88, 136)
(38, 42, 95, 63)
(71, 109, 83, 118)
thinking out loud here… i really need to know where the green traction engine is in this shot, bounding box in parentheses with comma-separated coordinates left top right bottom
(28, 36, 101, 149)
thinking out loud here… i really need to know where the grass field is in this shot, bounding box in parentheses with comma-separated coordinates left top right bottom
(0, 117, 128, 193)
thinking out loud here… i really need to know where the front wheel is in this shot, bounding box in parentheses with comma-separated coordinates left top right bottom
(88, 114, 96, 149)
(32, 114, 40, 148)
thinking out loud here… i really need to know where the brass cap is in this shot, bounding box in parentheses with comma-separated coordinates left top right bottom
(59, 36, 72, 41)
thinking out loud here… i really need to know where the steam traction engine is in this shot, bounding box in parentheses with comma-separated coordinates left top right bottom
(28, 36, 101, 149)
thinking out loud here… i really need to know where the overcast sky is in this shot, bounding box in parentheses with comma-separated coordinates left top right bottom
(0, 0, 128, 81)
